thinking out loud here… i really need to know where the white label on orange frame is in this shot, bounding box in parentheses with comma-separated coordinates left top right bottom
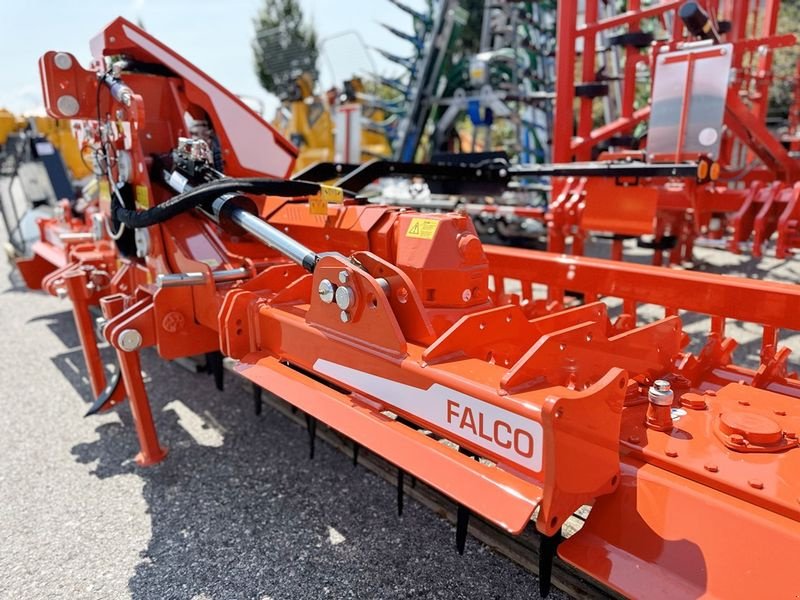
(313, 359, 543, 473)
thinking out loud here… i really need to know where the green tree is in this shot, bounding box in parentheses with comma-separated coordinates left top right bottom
(252, 0, 319, 98)
(769, 1, 800, 119)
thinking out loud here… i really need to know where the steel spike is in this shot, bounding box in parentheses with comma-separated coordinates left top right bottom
(305, 413, 317, 459)
(538, 528, 563, 598)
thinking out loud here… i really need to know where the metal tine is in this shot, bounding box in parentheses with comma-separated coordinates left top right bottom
(204, 351, 225, 391)
(305, 413, 317, 459)
(252, 382, 263, 416)
(397, 468, 405, 516)
(455, 445, 477, 554)
(538, 528, 563, 598)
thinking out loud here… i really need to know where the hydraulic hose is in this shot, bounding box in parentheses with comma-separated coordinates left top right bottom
(109, 177, 339, 229)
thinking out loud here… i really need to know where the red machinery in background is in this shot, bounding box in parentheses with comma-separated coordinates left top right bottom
(551, 0, 800, 263)
(20, 16, 800, 600)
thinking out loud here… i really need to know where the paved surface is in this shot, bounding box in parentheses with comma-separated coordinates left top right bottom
(1, 233, 798, 600)
(0, 252, 558, 600)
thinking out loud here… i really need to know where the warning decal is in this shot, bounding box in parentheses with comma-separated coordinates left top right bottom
(135, 185, 150, 209)
(310, 184, 344, 215)
(406, 217, 439, 239)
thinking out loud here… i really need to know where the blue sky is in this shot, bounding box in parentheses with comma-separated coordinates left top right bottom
(0, 0, 426, 118)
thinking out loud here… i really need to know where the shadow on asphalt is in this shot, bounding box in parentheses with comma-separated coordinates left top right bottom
(30, 304, 534, 599)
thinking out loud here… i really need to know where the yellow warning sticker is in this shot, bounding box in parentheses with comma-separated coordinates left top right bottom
(310, 184, 344, 215)
(135, 185, 150, 209)
(406, 217, 439, 239)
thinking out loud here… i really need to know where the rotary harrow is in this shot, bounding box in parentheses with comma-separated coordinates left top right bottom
(16, 15, 800, 600)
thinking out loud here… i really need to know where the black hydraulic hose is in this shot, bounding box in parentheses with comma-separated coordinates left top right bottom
(110, 178, 346, 229)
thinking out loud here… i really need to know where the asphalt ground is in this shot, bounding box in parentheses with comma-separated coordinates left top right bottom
(0, 245, 567, 600)
(1, 230, 798, 600)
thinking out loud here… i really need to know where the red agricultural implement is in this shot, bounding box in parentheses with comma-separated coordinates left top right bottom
(19, 15, 800, 600)
(551, 0, 800, 263)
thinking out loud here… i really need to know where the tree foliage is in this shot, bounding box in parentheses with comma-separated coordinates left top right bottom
(252, 0, 319, 98)
(769, 1, 800, 119)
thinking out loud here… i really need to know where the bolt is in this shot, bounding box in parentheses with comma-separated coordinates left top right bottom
(338, 270, 349, 284)
(748, 479, 764, 490)
(318, 279, 335, 304)
(648, 380, 674, 406)
(339, 311, 350, 323)
(704, 463, 719, 473)
(335, 286, 355, 310)
(628, 435, 640, 444)
(55, 287, 67, 299)
(462, 288, 472, 302)
(665, 450, 678, 458)
(118, 329, 142, 352)
(774, 410, 787, 416)
(730, 434, 746, 445)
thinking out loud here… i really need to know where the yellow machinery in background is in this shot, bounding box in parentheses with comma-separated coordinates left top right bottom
(272, 75, 391, 172)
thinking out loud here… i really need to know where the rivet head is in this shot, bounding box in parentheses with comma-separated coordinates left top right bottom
(704, 463, 719, 473)
(738, 400, 750, 406)
(705, 389, 717, 397)
(628, 435, 640, 444)
(774, 410, 787, 416)
(339, 310, 350, 323)
(338, 270, 349, 284)
(118, 329, 142, 352)
(665, 449, 678, 458)
(461, 288, 472, 302)
(318, 279, 335, 304)
(748, 479, 764, 490)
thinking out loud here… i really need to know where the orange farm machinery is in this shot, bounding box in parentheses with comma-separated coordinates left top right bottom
(17, 16, 800, 600)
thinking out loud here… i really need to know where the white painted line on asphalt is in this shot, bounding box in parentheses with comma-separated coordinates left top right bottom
(328, 526, 346, 546)
(163, 400, 224, 447)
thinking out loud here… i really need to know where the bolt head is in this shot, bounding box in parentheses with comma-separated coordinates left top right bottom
(338, 270, 349, 284)
(748, 479, 764, 490)
(461, 288, 472, 302)
(118, 329, 142, 352)
(56, 95, 80, 117)
(339, 310, 350, 323)
(318, 279, 335, 304)
(55, 287, 67, 299)
(53, 52, 73, 70)
(704, 463, 719, 473)
(335, 286, 354, 310)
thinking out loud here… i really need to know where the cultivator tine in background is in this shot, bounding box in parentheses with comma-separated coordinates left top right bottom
(305, 414, 317, 459)
(397, 468, 405, 516)
(538, 529, 562, 598)
(204, 351, 225, 391)
(252, 382, 263, 416)
(84, 368, 123, 416)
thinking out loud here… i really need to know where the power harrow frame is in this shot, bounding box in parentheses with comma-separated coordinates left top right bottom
(18, 16, 800, 599)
